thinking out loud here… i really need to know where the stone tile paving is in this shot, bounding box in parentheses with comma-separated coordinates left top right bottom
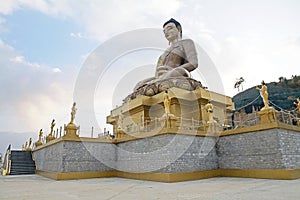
(1, 175, 300, 200)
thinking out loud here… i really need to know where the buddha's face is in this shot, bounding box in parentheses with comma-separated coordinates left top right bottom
(163, 22, 180, 42)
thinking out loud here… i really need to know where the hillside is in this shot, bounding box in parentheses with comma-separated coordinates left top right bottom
(233, 76, 300, 113)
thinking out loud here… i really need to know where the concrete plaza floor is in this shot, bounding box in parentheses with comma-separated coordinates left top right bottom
(0, 175, 300, 200)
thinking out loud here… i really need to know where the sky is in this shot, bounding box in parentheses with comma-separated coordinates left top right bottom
(0, 0, 300, 155)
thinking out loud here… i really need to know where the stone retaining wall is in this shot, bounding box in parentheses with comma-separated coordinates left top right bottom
(217, 129, 300, 170)
(33, 128, 300, 180)
(33, 141, 116, 172)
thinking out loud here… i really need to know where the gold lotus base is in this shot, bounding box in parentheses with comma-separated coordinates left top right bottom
(64, 122, 79, 138)
(46, 135, 55, 143)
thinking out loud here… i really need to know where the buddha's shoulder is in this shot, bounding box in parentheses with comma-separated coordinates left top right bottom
(178, 39, 195, 48)
(179, 39, 195, 44)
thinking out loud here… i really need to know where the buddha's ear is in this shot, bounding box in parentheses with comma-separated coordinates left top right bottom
(177, 26, 182, 38)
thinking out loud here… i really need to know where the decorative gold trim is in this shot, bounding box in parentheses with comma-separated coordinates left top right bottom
(115, 170, 221, 182)
(36, 169, 300, 182)
(220, 122, 300, 137)
(221, 169, 300, 180)
(36, 170, 115, 180)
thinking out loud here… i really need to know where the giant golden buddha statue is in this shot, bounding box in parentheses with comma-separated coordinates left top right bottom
(108, 19, 235, 136)
(125, 18, 202, 102)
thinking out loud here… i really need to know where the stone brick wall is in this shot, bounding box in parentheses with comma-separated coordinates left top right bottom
(217, 129, 300, 169)
(61, 141, 116, 172)
(116, 134, 218, 173)
(156, 136, 218, 173)
(34, 142, 63, 172)
(279, 130, 300, 169)
(33, 141, 116, 172)
(33, 128, 300, 174)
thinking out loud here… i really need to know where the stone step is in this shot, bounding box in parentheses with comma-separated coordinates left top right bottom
(11, 153, 32, 157)
(11, 160, 35, 165)
(11, 151, 32, 155)
(10, 170, 35, 175)
(8, 150, 36, 175)
(11, 155, 33, 160)
(11, 154, 32, 156)
(10, 165, 35, 169)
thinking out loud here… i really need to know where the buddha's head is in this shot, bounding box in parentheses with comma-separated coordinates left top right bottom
(163, 18, 182, 42)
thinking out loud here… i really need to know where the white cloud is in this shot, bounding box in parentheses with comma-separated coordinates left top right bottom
(0, 39, 75, 133)
(0, 0, 20, 14)
(10, 55, 24, 63)
(0, 0, 182, 41)
(52, 67, 61, 73)
(0, 0, 73, 17)
(0, 0, 300, 135)
(10, 55, 41, 68)
(0, 17, 5, 24)
(210, 34, 300, 96)
(70, 32, 83, 38)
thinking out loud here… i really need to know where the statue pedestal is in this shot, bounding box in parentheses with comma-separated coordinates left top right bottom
(159, 114, 178, 128)
(107, 87, 234, 136)
(46, 134, 55, 143)
(115, 128, 126, 139)
(35, 140, 43, 148)
(64, 122, 79, 138)
(258, 107, 278, 124)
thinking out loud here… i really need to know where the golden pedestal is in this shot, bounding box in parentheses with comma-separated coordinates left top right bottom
(158, 114, 178, 129)
(46, 134, 55, 143)
(64, 122, 79, 138)
(115, 128, 126, 139)
(258, 107, 278, 124)
(107, 87, 234, 136)
(35, 140, 43, 148)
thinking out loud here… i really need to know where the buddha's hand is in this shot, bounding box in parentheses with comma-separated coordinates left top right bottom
(156, 66, 170, 77)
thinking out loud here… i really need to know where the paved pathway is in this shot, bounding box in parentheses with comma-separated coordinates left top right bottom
(0, 175, 299, 200)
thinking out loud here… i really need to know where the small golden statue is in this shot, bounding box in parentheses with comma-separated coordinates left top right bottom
(70, 102, 77, 124)
(205, 100, 214, 123)
(161, 90, 177, 128)
(115, 111, 125, 138)
(256, 81, 278, 123)
(35, 129, 43, 147)
(26, 138, 32, 151)
(64, 102, 79, 138)
(163, 91, 171, 115)
(46, 119, 56, 143)
(50, 119, 56, 134)
(256, 81, 269, 110)
(117, 112, 123, 129)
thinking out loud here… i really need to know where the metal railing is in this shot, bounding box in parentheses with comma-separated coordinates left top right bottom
(115, 116, 224, 136)
(232, 109, 299, 128)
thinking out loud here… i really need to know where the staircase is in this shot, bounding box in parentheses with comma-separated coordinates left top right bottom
(9, 151, 36, 175)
